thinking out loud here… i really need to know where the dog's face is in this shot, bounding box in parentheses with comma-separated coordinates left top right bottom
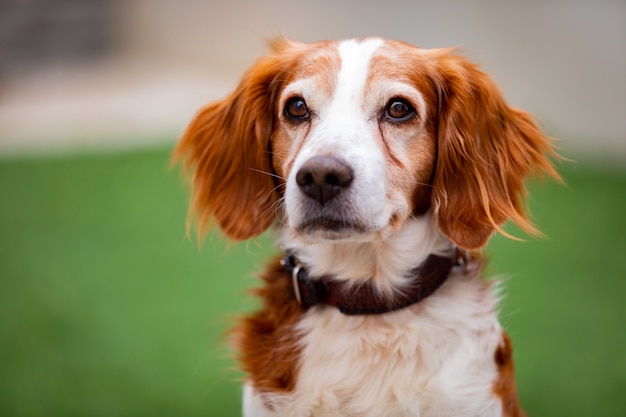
(175, 37, 557, 250)
(272, 39, 436, 242)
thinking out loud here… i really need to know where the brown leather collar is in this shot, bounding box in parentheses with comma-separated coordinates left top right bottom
(281, 249, 463, 315)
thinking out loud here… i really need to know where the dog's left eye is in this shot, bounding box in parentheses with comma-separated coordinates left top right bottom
(284, 97, 310, 122)
(385, 99, 416, 122)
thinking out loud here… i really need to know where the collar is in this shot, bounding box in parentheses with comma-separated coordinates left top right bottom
(280, 248, 464, 315)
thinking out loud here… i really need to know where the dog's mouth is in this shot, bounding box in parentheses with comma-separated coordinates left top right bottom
(295, 217, 372, 240)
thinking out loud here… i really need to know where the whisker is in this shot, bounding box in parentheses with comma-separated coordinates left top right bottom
(392, 175, 435, 189)
(249, 167, 286, 181)
(259, 194, 287, 224)
(256, 182, 287, 220)
(266, 149, 290, 159)
(414, 181, 434, 189)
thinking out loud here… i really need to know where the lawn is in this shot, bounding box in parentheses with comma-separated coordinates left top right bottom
(0, 146, 624, 416)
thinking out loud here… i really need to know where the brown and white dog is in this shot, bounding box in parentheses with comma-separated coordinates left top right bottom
(175, 37, 558, 417)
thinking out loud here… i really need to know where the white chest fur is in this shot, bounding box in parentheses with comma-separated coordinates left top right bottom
(243, 271, 507, 417)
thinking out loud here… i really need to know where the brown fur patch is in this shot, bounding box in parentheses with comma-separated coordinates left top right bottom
(234, 256, 305, 395)
(493, 333, 526, 417)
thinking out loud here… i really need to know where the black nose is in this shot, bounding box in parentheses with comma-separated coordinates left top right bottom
(295, 156, 354, 205)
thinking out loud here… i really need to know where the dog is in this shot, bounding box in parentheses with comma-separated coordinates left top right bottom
(174, 37, 559, 417)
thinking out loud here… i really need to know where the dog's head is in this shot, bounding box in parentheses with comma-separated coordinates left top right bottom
(175, 37, 558, 250)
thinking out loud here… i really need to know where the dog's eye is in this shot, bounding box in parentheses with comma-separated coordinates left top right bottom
(284, 97, 310, 121)
(385, 99, 415, 122)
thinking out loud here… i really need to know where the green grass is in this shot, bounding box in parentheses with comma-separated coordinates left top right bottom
(0, 147, 624, 416)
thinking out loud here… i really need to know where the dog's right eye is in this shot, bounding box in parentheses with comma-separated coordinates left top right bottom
(284, 97, 310, 121)
(384, 98, 416, 123)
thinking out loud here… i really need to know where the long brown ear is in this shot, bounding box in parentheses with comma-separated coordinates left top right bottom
(431, 51, 560, 250)
(173, 40, 295, 240)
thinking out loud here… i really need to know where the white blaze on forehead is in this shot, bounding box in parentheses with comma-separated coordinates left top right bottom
(331, 38, 384, 115)
(284, 37, 396, 239)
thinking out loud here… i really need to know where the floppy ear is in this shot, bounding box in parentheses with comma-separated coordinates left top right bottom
(173, 41, 295, 240)
(431, 51, 560, 250)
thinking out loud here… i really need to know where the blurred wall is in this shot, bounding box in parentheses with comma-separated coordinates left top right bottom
(0, 0, 115, 77)
(1, 0, 625, 161)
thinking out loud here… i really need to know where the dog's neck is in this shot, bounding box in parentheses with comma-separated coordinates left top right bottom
(279, 213, 454, 297)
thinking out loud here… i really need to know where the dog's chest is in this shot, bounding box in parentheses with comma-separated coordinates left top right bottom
(255, 275, 507, 417)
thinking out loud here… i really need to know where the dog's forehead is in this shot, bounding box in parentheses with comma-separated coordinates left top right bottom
(283, 38, 435, 105)
(367, 41, 438, 106)
(368, 41, 433, 80)
(291, 38, 379, 75)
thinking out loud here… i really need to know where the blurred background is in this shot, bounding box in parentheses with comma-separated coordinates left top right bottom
(1, 1, 624, 416)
